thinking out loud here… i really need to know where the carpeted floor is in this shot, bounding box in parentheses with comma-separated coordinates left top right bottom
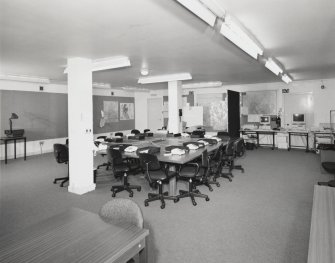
(0, 148, 326, 263)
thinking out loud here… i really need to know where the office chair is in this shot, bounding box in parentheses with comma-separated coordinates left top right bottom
(131, 129, 141, 135)
(212, 141, 234, 182)
(97, 136, 107, 140)
(139, 153, 179, 209)
(109, 147, 141, 197)
(53, 144, 69, 187)
(99, 198, 144, 228)
(318, 162, 335, 187)
(177, 155, 210, 206)
(115, 132, 123, 137)
(143, 129, 150, 133)
(232, 138, 245, 173)
(217, 131, 230, 140)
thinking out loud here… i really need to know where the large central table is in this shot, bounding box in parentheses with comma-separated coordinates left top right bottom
(0, 208, 149, 263)
(100, 136, 227, 196)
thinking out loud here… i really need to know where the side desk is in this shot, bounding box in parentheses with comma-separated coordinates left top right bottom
(0, 136, 26, 164)
(0, 208, 149, 263)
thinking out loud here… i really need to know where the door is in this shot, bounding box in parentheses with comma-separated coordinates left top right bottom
(147, 98, 163, 131)
(228, 90, 240, 138)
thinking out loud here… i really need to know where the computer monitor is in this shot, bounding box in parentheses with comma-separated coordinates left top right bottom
(292, 113, 305, 124)
(260, 115, 270, 125)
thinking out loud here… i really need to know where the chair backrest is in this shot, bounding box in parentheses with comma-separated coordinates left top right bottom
(99, 198, 143, 228)
(107, 147, 124, 165)
(53, 144, 68, 164)
(212, 144, 223, 162)
(131, 129, 141, 135)
(224, 139, 236, 156)
(217, 131, 230, 140)
(143, 129, 150, 133)
(97, 136, 107, 140)
(138, 153, 162, 186)
(201, 149, 209, 167)
(115, 132, 123, 137)
(234, 138, 245, 157)
(191, 130, 205, 138)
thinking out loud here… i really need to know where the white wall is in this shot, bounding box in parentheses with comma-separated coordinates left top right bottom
(0, 80, 134, 160)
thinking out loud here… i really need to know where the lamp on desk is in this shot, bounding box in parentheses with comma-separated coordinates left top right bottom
(9, 113, 18, 133)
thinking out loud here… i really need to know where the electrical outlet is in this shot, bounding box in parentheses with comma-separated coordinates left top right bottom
(39, 141, 44, 146)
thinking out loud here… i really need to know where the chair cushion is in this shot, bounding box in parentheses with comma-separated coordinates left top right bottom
(149, 170, 169, 181)
(322, 162, 335, 173)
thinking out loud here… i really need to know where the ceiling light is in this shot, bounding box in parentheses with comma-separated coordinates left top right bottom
(281, 74, 292, 84)
(176, 0, 217, 27)
(140, 68, 149, 76)
(138, 72, 192, 84)
(199, 0, 225, 18)
(64, 56, 131, 73)
(265, 58, 283, 76)
(122, 86, 149, 92)
(220, 15, 263, 59)
(92, 82, 111, 89)
(0, 74, 50, 84)
(182, 81, 222, 89)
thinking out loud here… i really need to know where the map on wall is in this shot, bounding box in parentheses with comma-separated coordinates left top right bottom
(101, 101, 118, 127)
(196, 93, 228, 131)
(120, 103, 134, 120)
(242, 90, 276, 115)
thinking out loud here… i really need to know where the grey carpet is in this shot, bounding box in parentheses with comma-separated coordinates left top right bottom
(0, 149, 326, 263)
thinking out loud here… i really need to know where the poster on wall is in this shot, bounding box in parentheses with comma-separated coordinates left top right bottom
(100, 101, 118, 127)
(120, 103, 134, 120)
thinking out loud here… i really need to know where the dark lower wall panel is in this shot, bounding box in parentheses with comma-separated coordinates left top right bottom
(93, 96, 135, 134)
(0, 90, 68, 141)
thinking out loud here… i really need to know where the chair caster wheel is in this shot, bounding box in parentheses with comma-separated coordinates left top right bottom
(205, 197, 210, 201)
(137, 187, 141, 192)
(112, 192, 116, 197)
(160, 203, 165, 209)
(129, 192, 133, 197)
(53, 181, 56, 184)
(209, 187, 213, 192)
(174, 198, 179, 203)
(216, 183, 220, 187)
(192, 201, 197, 206)
(144, 201, 149, 207)
(242, 170, 245, 173)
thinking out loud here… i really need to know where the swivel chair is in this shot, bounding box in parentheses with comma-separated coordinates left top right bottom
(232, 138, 245, 173)
(318, 162, 335, 187)
(109, 147, 141, 197)
(53, 144, 69, 187)
(139, 153, 179, 209)
(131, 129, 141, 135)
(191, 130, 205, 138)
(115, 132, 124, 137)
(97, 135, 107, 140)
(143, 129, 150, 133)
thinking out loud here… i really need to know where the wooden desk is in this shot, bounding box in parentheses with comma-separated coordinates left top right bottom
(0, 208, 149, 263)
(0, 136, 26, 164)
(308, 185, 335, 263)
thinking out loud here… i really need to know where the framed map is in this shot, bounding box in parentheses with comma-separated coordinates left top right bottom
(241, 90, 277, 115)
(120, 103, 134, 120)
(100, 101, 118, 127)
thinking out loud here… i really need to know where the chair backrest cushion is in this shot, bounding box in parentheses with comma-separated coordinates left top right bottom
(99, 199, 143, 228)
(53, 144, 68, 163)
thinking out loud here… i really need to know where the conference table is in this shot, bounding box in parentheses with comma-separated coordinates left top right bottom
(0, 208, 149, 263)
(98, 135, 227, 196)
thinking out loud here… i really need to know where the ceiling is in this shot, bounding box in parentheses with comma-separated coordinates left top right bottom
(1, 0, 335, 89)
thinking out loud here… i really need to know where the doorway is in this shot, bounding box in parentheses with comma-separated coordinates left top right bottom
(147, 98, 163, 131)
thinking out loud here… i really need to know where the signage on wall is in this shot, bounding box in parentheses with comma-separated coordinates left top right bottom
(282, 89, 289, 93)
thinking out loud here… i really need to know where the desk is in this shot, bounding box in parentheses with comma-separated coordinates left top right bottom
(312, 131, 335, 151)
(0, 208, 149, 263)
(240, 130, 276, 149)
(308, 185, 335, 263)
(0, 136, 26, 164)
(101, 136, 226, 196)
(287, 131, 309, 152)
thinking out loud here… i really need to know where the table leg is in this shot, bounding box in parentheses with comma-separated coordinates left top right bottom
(24, 138, 26, 160)
(257, 132, 260, 147)
(139, 244, 147, 263)
(288, 133, 291, 151)
(14, 139, 17, 159)
(306, 133, 309, 152)
(168, 165, 177, 196)
(272, 133, 275, 150)
(5, 141, 7, 164)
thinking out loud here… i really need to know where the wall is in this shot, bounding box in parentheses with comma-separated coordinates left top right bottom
(0, 80, 135, 160)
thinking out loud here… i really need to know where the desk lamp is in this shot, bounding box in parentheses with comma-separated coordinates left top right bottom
(9, 113, 18, 133)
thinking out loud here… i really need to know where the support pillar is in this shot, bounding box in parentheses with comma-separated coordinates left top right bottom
(67, 57, 95, 195)
(167, 80, 183, 134)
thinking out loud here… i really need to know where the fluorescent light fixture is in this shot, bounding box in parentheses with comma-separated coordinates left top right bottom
(199, 0, 225, 18)
(176, 0, 217, 27)
(122, 86, 149, 92)
(0, 74, 50, 84)
(281, 74, 292, 84)
(92, 82, 111, 89)
(265, 58, 283, 76)
(138, 72, 192, 84)
(220, 15, 263, 59)
(64, 56, 130, 73)
(182, 81, 222, 89)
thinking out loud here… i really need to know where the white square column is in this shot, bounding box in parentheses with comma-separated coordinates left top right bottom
(168, 80, 183, 133)
(67, 58, 95, 195)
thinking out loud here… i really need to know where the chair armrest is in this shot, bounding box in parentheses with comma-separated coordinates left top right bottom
(179, 162, 200, 176)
